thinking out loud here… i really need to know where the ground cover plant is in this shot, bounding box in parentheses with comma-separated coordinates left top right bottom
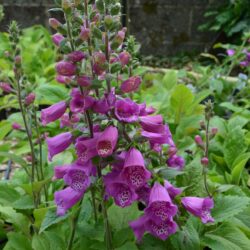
(0, 1, 250, 250)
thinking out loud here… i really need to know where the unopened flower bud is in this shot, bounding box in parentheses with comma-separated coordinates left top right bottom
(195, 135, 203, 146)
(0, 82, 13, 93)
(14, 55, 21, 65)
(62, 0, 72, 10)
(56, 61, 77, 76)
(49, 18, 61, 30)
(96, 0, 105, 13)
(67, 51, 85, 63)
(25, 93, 36, 106)
(77, 75, 92, 87)
(80, 27, 90, 41)
(211, 127, 218, 135)
(56, 75, 73, 84)
(118, 51, 131, 66)
(12, 122, 22, 130)
(111, 3, 121, 16)
(104, 15, 113, 30)
(52, 33, 65, 46)
(199, 120, 206, 130)
(201, 157, 209, 166)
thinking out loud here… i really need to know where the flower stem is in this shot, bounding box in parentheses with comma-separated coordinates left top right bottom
(65, 13, 75, 51)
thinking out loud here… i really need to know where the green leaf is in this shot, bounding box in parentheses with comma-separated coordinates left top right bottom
(0, 152, 27, 167)
(0, 184, 20, 206)
(12, 195, 34, 210)
(228, 116, 249, 131)
(116, 242, 138, 250)
(0, 120, 11, 140)
(0, 206, 30, 235)
(3, 232, 32, 250)
(108, 203, 142, 231)
(224, 126, 247, 168)
(36, 84, 68, 105)
(162, 70, 177, 90)
(32, 234, 50, 250)
(34, 207, 49, 229)
(39, 208, 69, 233)
(203, 222, 250, 250)
(231, 153, 250, 185)
(212, 195, 250, 223)
(170, 84, 194, 124)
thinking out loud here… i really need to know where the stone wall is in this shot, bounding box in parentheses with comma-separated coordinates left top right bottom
(1, 0, 226, 56)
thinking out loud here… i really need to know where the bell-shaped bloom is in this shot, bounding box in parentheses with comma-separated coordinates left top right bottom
(93, 97, 110, 114)
(139, 103, 156, 116)
(75, 137, 98, 164)
(54, 187, 83, 216)
(56, 75, 73, 84)
(12, 122, 22, 130)
(0, 82, 13, 93)
(46, 132, 72, 161)
(60, 113, 71, 128)
(104, 87, 116, 107)
(166, 154, 185, 171)
(146, 218, 178, 241)
(129, 214, 177, 241)
(140, 115, 165, 133)
(164, 180, 182, 199)
(80, 26, 90, 41)
(122, 148, 151, 188)
(145, 182, 178, 223)
(63, 162, 92, 192)
(121, 76, 142, 93)
(136, 184, 151, 205)
(115, 98, 140, 123)
(70, 90, 94, 113)
(96, 126, 118, 157)
(181, 196, 214, 224)
(104, 170, 138, 207)
(52, 33, 65, 46)
(53, 164, 71, 180)
(41, 101, 67, 126)
(67, 51, 85, 63)
(141, 130, 169, 144)
(56, 61, 77, 76)
(77, 75, 91, 87)
(118, 51, 131, 66)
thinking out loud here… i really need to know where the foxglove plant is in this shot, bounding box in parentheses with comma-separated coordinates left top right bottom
(41, 0, 214, 248)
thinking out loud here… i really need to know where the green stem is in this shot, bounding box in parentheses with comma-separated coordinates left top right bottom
(91, 187, 98, 223)
(65, 13, 75, 51)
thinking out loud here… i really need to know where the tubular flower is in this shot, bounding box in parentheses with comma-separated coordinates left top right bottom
(164, 180, 182, 199)
(77, 75, 92, 87)
(181, 196, 215, 224)
(121, 76, 142, 93)
(115, 98, 140, 123)
(67, 51, 85, 63)
(145, 182, 178, 223)
(41, 101, 67, 126)
(166, 154, 185, 171)
(56, 61, 77, 76)
(46, 132, 72, 161)
(52, 33, 65, 46)
(96, 126, 118, 157)
(122, 148, 151, 188)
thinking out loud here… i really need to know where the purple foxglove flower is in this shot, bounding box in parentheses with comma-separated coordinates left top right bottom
(25, 93, 36, 106)
(96, 126, 118, 157)
(115, 98, 140, 123)
(12, 122, 22, 130)
(136, 184, 151, 205)
(93, 97, 110, 114)
(77, 75, 92, 87)
(121, 76, 142, 93)
(75, 137, 98, 164)
(240, 60, 249, 67)
(41, 101, 67, 126)
(46, 132, 72, 161)
(67, 51, 85, 63)
(63, 162, 92, 192)
(53, 164, 71, 180)
(164, 180, 182, 199)
(122, 148, 151, 188)
(70, 90, 94, 113)
(115, 28, 126, 45)
(71, 114, 80, 123)
(226, 49, 235, 56)
(166, 154, 185, 171)
(93, 52, 106, 75)
(141, 130, 169, 144)
(80, 26, 90, 41)
(181, 196, 214, 224)
(146, 218, 178, 241)
(145, 182, 178, 223)
(52, 33, 65, 46)
(56, 75, 73, 84)
(55, 187, 83, 216)
(118, 51, 131, 66)
(49, 18, 61, 30)
(0, 82, 12, 93)
(129, 215, 147, 241)
(104, 170, 138, 207)
(104, 87, 116, 107)
(140, 115, 165, 133)
(56, 61, 77, 76)
(60, 113, 71, 128)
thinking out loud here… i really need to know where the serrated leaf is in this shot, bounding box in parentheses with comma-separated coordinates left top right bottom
(212, 195, 250, 223)
(203, 222, 250, 250)
(231, 153, 250, 185)
(39, 208, 69, 233)
(224, 126, 247, 168)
